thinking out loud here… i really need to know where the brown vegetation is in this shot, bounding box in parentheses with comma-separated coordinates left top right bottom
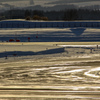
(33, 15, 48, 21)
(25, 16, 31, 20)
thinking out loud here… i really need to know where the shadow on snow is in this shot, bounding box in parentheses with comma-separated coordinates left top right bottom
(70, 28, 86, 36)
(0, 47, 65, 58)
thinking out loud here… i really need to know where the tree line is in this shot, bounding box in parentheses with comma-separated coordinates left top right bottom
(0, 8, 100, 20)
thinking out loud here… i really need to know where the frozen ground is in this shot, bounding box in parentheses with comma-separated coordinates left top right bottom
(0, 28, 100, 42)
(0, 42, 100, 99)
(0, 26, 100, 99)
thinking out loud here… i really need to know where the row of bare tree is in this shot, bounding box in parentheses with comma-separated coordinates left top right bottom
(0, 9, 100, 20)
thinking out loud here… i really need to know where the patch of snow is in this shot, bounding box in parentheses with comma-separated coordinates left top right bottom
(84, 67, 100, 78)
(59, 45, 99, 48)
(53, 69, 85, 74)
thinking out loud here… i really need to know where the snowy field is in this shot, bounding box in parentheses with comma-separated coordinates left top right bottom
(0, 42, 100, 99)
(0, 27, 100, 99)
(0, 28, 100, 42)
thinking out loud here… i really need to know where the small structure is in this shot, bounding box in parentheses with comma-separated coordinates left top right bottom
(36, 36, 38, 38)
(5, 55, 8, 59)
(36, 31, 38, 38)
(28, 37, 30, 42)
(90, 48, 93, 53)
(9, 39, 14, 42)
(16, 39, 20, 42)
(13, 53, 17, 57)
(97, 45, 99, 49)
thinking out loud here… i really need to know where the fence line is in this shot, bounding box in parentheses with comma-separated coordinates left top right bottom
(0, 21, 100, 28)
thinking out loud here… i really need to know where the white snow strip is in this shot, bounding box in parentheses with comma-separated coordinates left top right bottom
(40, 86, 100, 90)
(84, 67, 100, 78)
(54, 69, 85, 74)
(59, 45, 99, 47)
(32, 67, 59, 71)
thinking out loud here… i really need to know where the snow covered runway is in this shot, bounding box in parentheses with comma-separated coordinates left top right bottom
(0, 26, 100, 99)
(0, 42, 100, 99)
(0, 28, 100, 42)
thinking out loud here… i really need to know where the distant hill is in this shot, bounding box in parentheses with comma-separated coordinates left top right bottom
(23, 4, 78, 11)
(21, 4, 100, 11)
(0, 3, 100, 12)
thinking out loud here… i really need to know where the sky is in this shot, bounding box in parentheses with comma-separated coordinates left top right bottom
(0, 0, 99, 6)
(0, 0, 53, 8)
(47, 0, 100, 7)
(0, 0, 99, 3)
(47, 0, 100, 4)
(0, 0, 100, 10)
